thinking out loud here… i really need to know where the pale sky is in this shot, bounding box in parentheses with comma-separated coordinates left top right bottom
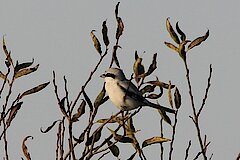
(0, 0, 239, 159)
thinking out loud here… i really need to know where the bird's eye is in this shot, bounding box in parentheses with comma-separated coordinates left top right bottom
(105, 73, 115, 79)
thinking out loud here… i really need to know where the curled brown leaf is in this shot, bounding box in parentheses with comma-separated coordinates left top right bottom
(40, 120, 61, 133)
(22, 136, 34, 160)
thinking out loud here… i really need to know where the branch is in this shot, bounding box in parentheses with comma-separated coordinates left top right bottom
(184, 61, 197, 117)
(169, 110, 179, 160)
(184, 60, 207, 160)
(197, 64, 212, 117)
(160, 118, 164, 160)
(184, 140, 191, 160)
(70, 48, 108, 114)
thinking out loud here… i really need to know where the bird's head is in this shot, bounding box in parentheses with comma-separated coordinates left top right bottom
(100, 68, 126, 81)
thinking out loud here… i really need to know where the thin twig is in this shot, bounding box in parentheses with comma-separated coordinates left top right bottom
(184, 140, 191, 160)
(93, 140, 118, 155)
(160, 118, 164, 160)
(197, 64, 212, 117)
(68, 122, 76, 160)
(1, 72, 15, 160)
(52, 71, 61, 104)
(3, 118, 9, 160)
(169, 110, 178, 160)
(97, 151, 110, 160)
(56, 121, 61, 160)
(0, 94, 20, 124)
(0, 68, 10, 98)
(63, 111, 122, 160)
(184, 61, 197, 117)
(184, 60, 207, 160)
(193, 142, 210, 160)
(70, 48, 108, 114)
(61, 118, 65, 160)
(86, 108, 142, 160)
(63, 76, 71, 114)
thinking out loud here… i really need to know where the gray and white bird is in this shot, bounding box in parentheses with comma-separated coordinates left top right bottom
(101, 68, 175, 113)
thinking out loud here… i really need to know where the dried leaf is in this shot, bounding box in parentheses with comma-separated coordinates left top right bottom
(164, 42, 179, 53)
(145, 53, 157, 76)
(133, 51, 145, 83)
(19, 82, 50, 99)
(96, 115, 128, 124)
(146, 93, 162, 99)
(40, 120, 61, 133)
(86, 127, 103, 146)
(174, 87, 181, 109)
(168, 81, 174, 109)
(126, 117, 136, 134)
(166, 18, 180, 44)
(94, 85, 106, 109)
(100, 96, 109, 106)
(135, 50, 139, 60)
(90, 30, 102, 55)
(14, 64, 39, 79)
(146, 77, 175, 89)
(107, 140, 120, 157)
(142, 136, 171, 148)
(102, 20, 109, 46)
(115, 135, 134, 143)
(6, 102, 23, 127)
(108, 128, 134, 143)
(72, 100, 86, 122)
(3, 36, 14, 67)
(22, 136, 33, 160)
(112, 45, 121, 68)
(140, 85, 155, 95)
(176, 22, 186, 41)
(93, 127, 103, 144)
(158, 109, 172, 125)
(0, 71, 9, 83)
(15, 59, 34, 72)
(115, 2, 120, 18)
(58, 97, 68, 117)
(73, 132, 85, 144)
(188, 30, 209, 51)
(82, 88, 93, 112)
(116, 17, 124, 40)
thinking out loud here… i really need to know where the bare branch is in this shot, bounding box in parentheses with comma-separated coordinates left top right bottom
(197, 64, 212, 117)
(184, 140, 192, 160)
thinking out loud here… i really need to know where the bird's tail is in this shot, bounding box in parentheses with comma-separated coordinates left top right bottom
(147, 101, 175, 114)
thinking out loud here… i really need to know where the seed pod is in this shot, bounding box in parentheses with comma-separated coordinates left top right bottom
(102, 20, 109, 46)
(90, 30, 102, 55)
(174, 87, 181, 109)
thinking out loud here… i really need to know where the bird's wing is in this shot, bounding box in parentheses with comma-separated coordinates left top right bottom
(117, 80, 145, 102)
(117, 80, 175, 113)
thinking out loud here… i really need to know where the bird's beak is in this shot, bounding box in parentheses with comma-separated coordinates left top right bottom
(100, 74, 106, 78)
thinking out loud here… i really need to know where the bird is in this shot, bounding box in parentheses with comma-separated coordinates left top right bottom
(100, 68, 175, 113)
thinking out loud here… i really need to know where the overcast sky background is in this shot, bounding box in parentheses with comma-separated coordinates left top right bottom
(0, 0, 239, 159)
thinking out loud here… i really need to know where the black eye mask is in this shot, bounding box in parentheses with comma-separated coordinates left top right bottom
(105, 73, 116, 79)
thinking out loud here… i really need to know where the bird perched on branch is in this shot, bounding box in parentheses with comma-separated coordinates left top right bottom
(101, 68, 175, 113)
